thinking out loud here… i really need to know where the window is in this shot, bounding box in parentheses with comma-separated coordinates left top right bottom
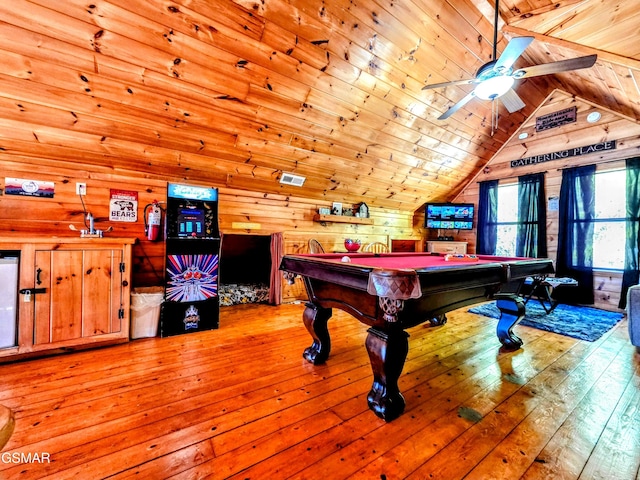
(495, 183, 518, 256)
(593, 169, 625, 269)
(492, 169, 624, 268)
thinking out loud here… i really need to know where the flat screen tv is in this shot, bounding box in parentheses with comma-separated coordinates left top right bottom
(425, 203, 475, 230)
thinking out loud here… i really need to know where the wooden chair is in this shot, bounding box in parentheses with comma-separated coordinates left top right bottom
(308, 239, 325, 253)
(362, 241, 389, 253)
(0, 404, 15, 450)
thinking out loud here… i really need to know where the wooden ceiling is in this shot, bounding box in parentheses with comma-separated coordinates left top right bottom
(0, 0, 638, 211)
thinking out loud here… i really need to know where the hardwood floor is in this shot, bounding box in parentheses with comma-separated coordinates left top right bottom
(0, 302, 639, 479)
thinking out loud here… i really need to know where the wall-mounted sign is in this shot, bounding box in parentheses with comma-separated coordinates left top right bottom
(510, 140, 617, 168)
(535, 106, 577, 132)
(110, 189, 138, 222)
(4, 178, 54, 198)
(168, 183, 217, 201)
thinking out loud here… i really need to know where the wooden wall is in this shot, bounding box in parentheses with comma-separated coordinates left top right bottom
(0, 159, 424, 302)
(454, 91, 640, 311)
(3, 90, 638, 310)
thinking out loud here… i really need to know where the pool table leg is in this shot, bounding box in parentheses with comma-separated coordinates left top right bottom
(302, 302, 332, 364)
(365, 326, 409, 422)
(495, 294, 526, 350)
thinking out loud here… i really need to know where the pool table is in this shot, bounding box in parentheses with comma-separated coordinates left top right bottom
(280, 252, 554, 421)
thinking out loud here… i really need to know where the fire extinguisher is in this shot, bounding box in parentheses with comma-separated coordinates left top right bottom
(144, 200, 164, 242)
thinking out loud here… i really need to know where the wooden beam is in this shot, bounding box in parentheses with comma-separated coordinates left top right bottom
(500, 0, 587, 25)
(502, 25, 640, 72)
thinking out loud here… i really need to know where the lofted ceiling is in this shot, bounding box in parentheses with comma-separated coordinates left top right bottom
(0, 0, 638, 211)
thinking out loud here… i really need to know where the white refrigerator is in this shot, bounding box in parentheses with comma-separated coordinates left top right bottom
(0, 253, 19, 348)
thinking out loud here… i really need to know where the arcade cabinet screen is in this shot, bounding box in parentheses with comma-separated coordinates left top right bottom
(178, 208, 205, 238)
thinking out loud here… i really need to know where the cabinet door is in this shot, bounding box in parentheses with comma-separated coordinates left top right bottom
(83, 249, 123, 337)
(34, 249, 123, 345)
(428, 242, 467, 254)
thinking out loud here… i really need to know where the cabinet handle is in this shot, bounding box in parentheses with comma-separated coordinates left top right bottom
(36, 268, 42, 285)
(19, 288, 46, 295)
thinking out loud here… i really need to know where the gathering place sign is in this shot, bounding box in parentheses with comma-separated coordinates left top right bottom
(510, 140, 617, 168)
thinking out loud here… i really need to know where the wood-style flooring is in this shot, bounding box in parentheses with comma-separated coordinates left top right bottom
(0, 302, 639, 479)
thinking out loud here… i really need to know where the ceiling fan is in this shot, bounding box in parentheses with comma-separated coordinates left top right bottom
(422, 0, 597, 121)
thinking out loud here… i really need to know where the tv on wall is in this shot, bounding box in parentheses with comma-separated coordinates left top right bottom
(425, 203, 475, 230)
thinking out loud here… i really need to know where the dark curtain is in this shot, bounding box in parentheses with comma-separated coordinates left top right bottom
(619, 157, 640, 308)
(556, 165, 596, 304)
(477, 180, 499, 255)
(269, 232, 284, 305)
(516, 173, 547, 258)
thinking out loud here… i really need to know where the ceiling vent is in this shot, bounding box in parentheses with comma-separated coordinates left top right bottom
(279, 172, 306, 187)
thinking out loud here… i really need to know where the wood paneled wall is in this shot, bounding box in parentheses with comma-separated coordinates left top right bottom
(0, 159, 424, 302)
(3, 89, 637, 310)
(454, 91, 640, 311)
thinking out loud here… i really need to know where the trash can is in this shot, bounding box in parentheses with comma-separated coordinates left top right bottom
(130, 287, 164, 339)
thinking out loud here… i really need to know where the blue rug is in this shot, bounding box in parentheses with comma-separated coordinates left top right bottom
(468, 301, 624, 342)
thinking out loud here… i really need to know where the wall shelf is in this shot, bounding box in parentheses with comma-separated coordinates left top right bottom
(313, 214, 373, 225)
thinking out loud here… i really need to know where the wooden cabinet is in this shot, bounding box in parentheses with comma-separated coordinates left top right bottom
(426, 241, 468, 254)
(391, 239, 422, 252)
(0, 237, 135, 361)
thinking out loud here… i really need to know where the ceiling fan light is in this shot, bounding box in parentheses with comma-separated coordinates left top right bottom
(474, 75, 515, 100)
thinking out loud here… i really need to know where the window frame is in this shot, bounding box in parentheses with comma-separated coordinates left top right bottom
(591, 168, 626, 271)
(494, 182, 519, 257)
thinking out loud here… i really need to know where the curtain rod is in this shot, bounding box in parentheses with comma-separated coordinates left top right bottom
(556, 157, 629, 171)
(477, 155, 632, 182)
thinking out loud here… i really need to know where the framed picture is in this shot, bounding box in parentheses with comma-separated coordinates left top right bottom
(331, 202, 343, 215)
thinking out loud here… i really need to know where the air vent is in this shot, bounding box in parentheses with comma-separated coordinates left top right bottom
(279, 172, 306, 187)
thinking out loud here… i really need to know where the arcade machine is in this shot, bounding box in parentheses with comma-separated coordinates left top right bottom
(160, 183, 220, 336)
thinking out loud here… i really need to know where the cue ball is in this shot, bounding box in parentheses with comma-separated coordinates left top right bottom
(341, 256, 351, 262)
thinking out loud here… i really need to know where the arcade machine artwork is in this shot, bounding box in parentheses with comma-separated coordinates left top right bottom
(160, 183, 220, 336)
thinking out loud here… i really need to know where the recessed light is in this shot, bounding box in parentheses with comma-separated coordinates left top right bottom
(518, 132, 528, 139)
(587, 111, 601, 123)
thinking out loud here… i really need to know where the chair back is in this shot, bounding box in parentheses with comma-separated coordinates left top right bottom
(363, 242, 389, 253)
(308, 239, 325, 253)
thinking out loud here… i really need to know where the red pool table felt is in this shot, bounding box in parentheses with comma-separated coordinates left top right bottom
(297, 252, 530, 270)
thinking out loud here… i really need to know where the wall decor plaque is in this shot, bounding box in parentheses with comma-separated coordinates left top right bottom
(535, 106, 577, 132)
(5, 178, 54, 198)
(510, 140, 617, 168)
(110, 189, 138, 222)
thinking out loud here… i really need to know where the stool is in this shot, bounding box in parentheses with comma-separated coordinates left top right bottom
(519, 275, 578, 314)
(626, 284, 640, 348)
(0, 404, 15, 450)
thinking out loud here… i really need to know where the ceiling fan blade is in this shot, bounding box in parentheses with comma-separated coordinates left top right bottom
(500, 88, 525, 113)
(422, 78, 478, 90)
(494, 37, 534, 72)
(438, 91, 476, 120)
(514, 54, 597, 79)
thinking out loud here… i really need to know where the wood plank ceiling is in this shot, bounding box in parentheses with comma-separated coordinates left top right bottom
(0, 0, 638, 211)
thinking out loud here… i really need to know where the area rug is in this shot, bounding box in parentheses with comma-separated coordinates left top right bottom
(468, 301, 624, 342)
